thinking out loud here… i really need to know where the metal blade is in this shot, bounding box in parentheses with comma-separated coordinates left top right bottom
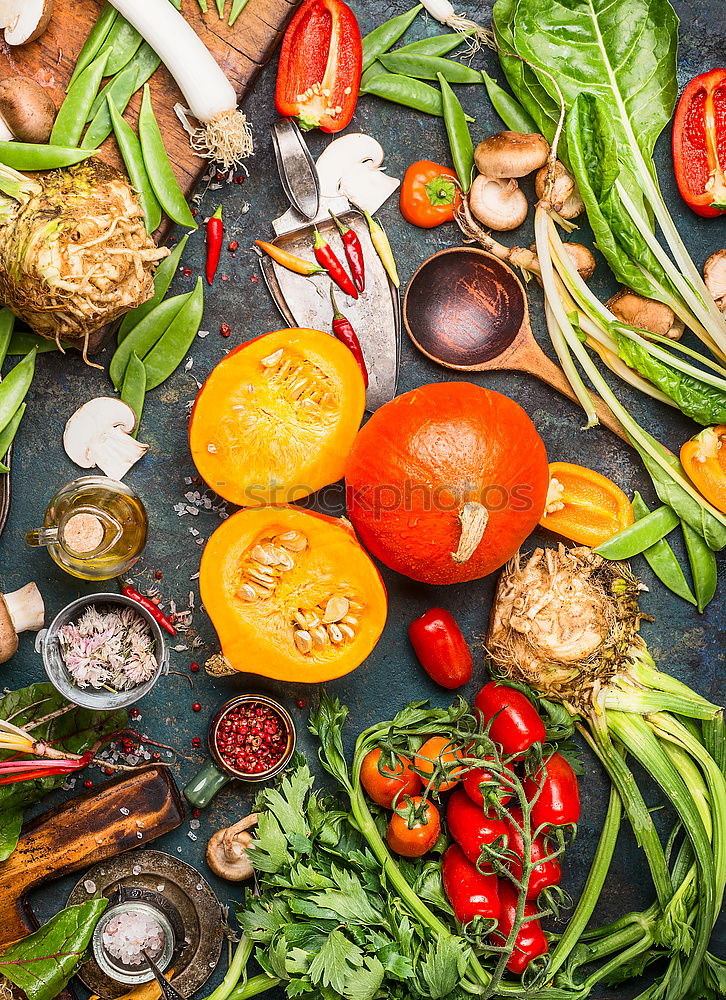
(271, 118, 320, 221)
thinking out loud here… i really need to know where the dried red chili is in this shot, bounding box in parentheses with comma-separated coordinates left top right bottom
(215, 701, 288, 775)
(121, 583, 176, 636)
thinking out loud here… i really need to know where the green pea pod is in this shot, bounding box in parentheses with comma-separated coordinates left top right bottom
(481, 70, 539, 133)
(0, 350, 36, 437)
(362, 5, 422, 71)
(143, 278, 204, 390)
(7, 331, 61, 355)
(215, 0, 226, 16)
(0, 403, 25, 473)
(51, 50, 110, 148)
(228, 0, 249, 25)
(631, 493, 696, 606)
(121, 352, 147, 436)
(594, 505, 680, 559)
(0, 144, 93, 170)
(396, 31, 473, 56)
(0, 308, 14, 370)
(110, 291, 191, 389)
(69, 4, 118, 86)
(360, 61, 387, 91)
(83, 45, 161, 149)
(196, 0, 208, 11)
(360, 73, 474, 121)
(379, 53, 481, 84)
(138, 86, 197, 229)
(108, 97, 162, 234)
(103, 17, 144, 77)
(682, 521, 718, 613)
(438, 73, 474, 192)
(118, 235, 190, 343)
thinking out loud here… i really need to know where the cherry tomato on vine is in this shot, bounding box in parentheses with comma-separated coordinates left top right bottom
(447, 786, 508, 867)
(463, 761, 514, 808)
(475, 682, 546, 756)
(360, 748, 422, 809)
(414, 735, 465, 793)
(524, 752, 580, 829)
(386, 796, 441, 857)
(503, 808, 562, 899)
(491, 880, 549, 973)
(442, 844, 500, 925)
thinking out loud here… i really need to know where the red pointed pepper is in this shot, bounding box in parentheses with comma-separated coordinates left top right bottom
(491, 880, 549, 974)
(503, 808, 562, 899)
(329, 210, 365, 292)
(673, 69, 726, 217)
(524, 751, 580, 830)
(330, 287, 367, 386)
(409, 607, 473, 690)
(314, 229, 357, 297)
(206, 206, 223, 285)
(442, 844, 500, 925)
(447, 785, 508, 867)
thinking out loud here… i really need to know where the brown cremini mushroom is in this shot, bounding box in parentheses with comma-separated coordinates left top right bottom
(704, 250, 726, 316)
(206, 813, 258, 881)
(469, 175, 528, 231)
(529, 242, 597, 282)
(606, 288, 684, 340)
(0, 77, 55, 143)
(0, 582, 45, 664)
(474, 131, 550, 179)
(535, 160, 585, 220)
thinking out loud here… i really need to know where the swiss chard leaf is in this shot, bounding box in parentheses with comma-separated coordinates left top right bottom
(0, 809, 22, 862)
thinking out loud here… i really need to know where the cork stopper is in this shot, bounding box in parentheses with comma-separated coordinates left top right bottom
(62, 513, 105, 554)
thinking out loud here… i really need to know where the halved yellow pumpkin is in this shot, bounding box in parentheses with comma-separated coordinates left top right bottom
(200, 505, 387, 682)
(189, 328, 365, 506)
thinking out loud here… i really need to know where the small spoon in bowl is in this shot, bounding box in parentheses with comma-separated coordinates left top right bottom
(142, 951, 185, 1000)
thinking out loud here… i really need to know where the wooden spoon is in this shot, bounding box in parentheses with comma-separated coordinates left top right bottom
(404, 246, 627, 442)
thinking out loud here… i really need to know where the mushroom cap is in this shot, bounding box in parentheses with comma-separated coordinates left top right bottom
(0, 77, 55, 143)
(0, 593, 19, 664)
(535, 161, 585, 219)
(607, 288, 684, 340)
(474, 131, 550, 179)
(63, 397, 140, 470)
(563, 243, 596, 281)
(468, 175, 529, 231)
(704, 250, 726, 311)
(2, 0, 54, 45)
(316, 132, 400, 214)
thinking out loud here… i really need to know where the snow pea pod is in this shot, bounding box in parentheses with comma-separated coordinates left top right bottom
(138, 86, 197, 229)
(228, 0, 250, 26)
(0, 404, 25, 473)
(396, 31, 473, 56)
(380, 53, 481, 84)
(0, 350, 36, 437)
(362, 5, 422, 71)
(0, 144, 93, 170)
(360, 73, 474, 121)
(682, 521, 718, 612)
(360, 61, 387, 91)
(83, 45, 161, 148)
(121, 352, 147, 436)
(7, 331, 60, 355)
(438, 73, 474, 191)
(143, 278, 204, 390)
(103, 17, 144, 77)
(108, 97, 161, 234)
(118, 235, 190, 342)
(69, 4, 118, 85)
(594, 504, 680, 559)
(631, 493, 696, 606)
(0, 309, 14, 370)
(481, 70, 539, 133)
(52, 50, 110, 148)
(110, 291, 191, 389)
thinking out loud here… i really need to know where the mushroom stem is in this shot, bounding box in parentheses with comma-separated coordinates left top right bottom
(4, 582, 44, 633)
(452, 502, 489, 565)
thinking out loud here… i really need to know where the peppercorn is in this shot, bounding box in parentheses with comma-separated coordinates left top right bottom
(192, 736, 202, 747)
(220, 323, 231, 337)
(192, 807, 201, 819)
(83, 779, 93, 789)
(192, 702, 202, 712)
(190, 662, 200, 673)
(228, 240, 239, 251)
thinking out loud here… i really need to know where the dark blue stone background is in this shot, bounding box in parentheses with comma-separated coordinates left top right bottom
(1, 1, 723, 997)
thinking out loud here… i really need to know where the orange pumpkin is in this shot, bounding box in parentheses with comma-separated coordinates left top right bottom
(189, 328, 365, 507)
(345, 382, 549, 584)
(200, 505, 387, 682)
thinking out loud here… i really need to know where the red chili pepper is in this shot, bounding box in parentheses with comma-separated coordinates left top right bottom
(474, 682, 546, 757)
(329, 286, 368, 386)
(442, 843, 500, 926)
(524, 751, 581, 829)
(408, 608, 473, 689)
(503, 807, 562, 900)
(673, 69, 726, 217)
(275, 0, 362, 134)
(491, 880, 549, 974)
(314, 229, 357, 297)
(329, 210, 365, 292)
(206, 206, 224, 284)
(121, 583, 177, 636)
(446, 786, 508, 867)
(463, 761, 514, 808)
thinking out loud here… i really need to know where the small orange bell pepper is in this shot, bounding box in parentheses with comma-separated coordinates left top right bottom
(539, 462, 634, 547)
(681, 424, 726, 513)
(400, 160, 461, 228)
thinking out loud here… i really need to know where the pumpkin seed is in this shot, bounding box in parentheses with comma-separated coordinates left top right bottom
(294, 630, 313, 654)
(323, 596, 349, 623)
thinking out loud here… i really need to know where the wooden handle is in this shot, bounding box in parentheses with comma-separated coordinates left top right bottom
(0, 767, 183, 947)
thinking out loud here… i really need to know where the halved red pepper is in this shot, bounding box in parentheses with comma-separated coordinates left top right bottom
(673, 68, 726, 217)
(275, 0, 362, 134)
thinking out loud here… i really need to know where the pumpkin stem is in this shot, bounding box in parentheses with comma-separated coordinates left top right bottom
(452, 502, 489, 564)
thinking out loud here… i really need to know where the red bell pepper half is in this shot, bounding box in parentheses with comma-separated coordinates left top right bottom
(673, 68, 726, 217)
(275, 0, 362, 134)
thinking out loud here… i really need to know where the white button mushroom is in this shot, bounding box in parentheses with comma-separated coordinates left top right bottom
(315, 134, 400, 214)
(0, 0, 54, 46)
(0, 582, 45, 664)
(63, 398, 149, 481)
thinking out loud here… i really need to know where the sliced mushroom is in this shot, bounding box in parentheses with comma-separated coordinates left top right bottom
(0, 0, 54, 45)
(606, 288, 684, 341)
(0, 582, 45, 664)
(0, 78, 55, 143)
(474, 131, 550, 179)
(316, 133, 400, 214)
(206, 813, 258, 881)
(469, 175, 528, 231)
(63, 398, 149, 481)
(704, 250, 726, 316)
(535, 160, 585, 219)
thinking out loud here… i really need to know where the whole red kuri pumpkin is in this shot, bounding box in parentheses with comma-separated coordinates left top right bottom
(345, 382, 549, 584)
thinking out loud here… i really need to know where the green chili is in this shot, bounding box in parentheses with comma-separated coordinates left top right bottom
(138, 86, 197, 228)
(0, 350, 36, 436)
(380, 53, 480, 84)
(438, 73, 474, 191)
(143, 278, 205, 390)
(108, 97, 162, 234)
(69, 4, 118, 86)
(103, 17, 144, 77)
(0, 144, 93, 170)
(121, 352, 147, 436)
(0, 309, 14, 370)
(83, 45, 161, 149)
(52, 50, 110, 148)
(682, 521, 718, 613)
(360, 73, 474, 121)
(118, 235, 190, 343)
(228, 0, 250, 26)
(0, 403, 25, 473)
(361, 5, 422, 72)
(110, 291, 191, 389)
(630, 493, 696, 606)
(396, 31, 473, 56)
(481, 70, 539, 133)
(595, 504, 680, 560)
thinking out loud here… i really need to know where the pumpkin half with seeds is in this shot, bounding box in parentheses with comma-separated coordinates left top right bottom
(200, 505, 387, 682)
(189, 328, 366, 507)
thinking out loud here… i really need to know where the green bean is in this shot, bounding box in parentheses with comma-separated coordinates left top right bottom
(396, 31, 473, 56)
(83, 45, 161, 149)
(0, 349, 36, 436)
(0, 143, 93, 170)
(138, 85, 197, 229)
(111, 291, 192, 389)
(481, 70, 539, 133)
(69, 4, 118, 86)
(362, 5, 422, 72)
(438, 73, 474, 191)
(52, 50, 110, 148)
(360, 73, 474, 121)
(0, 403, 25, 473)
(594, 504, 680, 559)
(228, 0, 250, 26)
(7, 331, 61, 355)
(103, 17, 144, 77)
(108, 97, 162, 234)
(682, 521, 718, 613)
(121, 352, 147, 436)
(0, 309, 14, 370)
(630, 493, 696, 606)
(380, 53, 481, 84)
(118, 235, 190, 343)
(143, 279, 205, 390)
